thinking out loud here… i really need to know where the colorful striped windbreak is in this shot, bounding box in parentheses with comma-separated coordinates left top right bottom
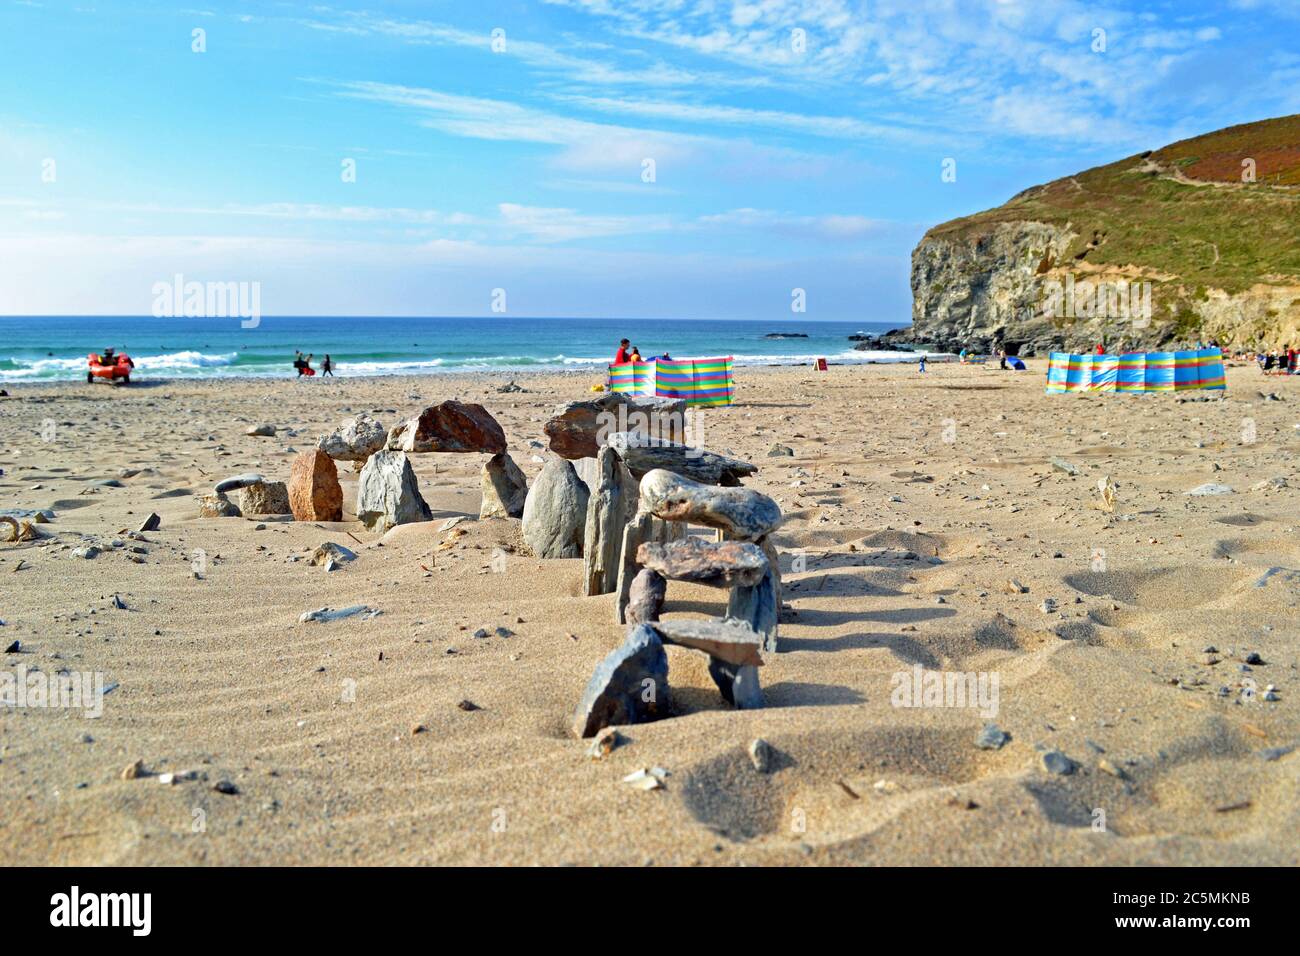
(608, 356, 735, 406)
(1046, 347, 1226, 394)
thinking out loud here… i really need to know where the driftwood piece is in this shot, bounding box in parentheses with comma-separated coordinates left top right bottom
(639, 469, 781, 541)
(607, 433, 757, 487)
(582, 446, 625, 596)
(626, 569, 666, 624)
(637, 537, 767, 588)
(648, 617, 764, 667)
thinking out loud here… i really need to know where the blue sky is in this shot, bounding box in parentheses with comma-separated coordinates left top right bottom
(0, 0, 1296, 320)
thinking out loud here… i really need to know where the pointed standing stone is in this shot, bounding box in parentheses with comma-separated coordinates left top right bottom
(356, 450, 432, 532)
(522, 458, 589, 558)
(480, 452, 528, 519)
(582, 446, 625, 595)
(571, 624, 670, 738)
(288, 449, 344, 521)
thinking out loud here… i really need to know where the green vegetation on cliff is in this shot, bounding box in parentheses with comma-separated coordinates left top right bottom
(927, 114, 1300, 296)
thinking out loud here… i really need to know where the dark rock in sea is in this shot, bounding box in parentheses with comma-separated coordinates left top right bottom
(764, 332, 809, 338)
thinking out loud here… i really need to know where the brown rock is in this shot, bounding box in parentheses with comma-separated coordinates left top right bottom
(239, 480, 292, 515)
(638, 537, 767, 588)
(387, 400, 507, 454)
(288, 449, 343, 521)
(196, 492, 241, 518)
(543, 393, 687, 460)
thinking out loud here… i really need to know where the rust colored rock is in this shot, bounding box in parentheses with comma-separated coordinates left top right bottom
(387, 400, 507, 455)
(288, 449, 343, 521)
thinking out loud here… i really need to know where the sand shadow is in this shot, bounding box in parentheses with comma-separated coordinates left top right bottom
(786, 631, 940, 668)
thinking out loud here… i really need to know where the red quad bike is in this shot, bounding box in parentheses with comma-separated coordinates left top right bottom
(87, 352, 134, 384)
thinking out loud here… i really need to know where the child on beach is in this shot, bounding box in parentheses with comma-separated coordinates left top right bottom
(322, 355, 334, 376)
(918, 355, 927, 373)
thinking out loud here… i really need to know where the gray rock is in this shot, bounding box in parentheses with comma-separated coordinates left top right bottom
(479, 452, 528, 519)
(239, 480, 291, 515)
(214, 472, 266, 494)
(638, 469, 781, 541)
(72, 546, 100, 559)
(522, 458, 589, 558)
(767, 443, 794, 457)
(625, 568, 666, 624)
(1041, 750, 1076, 775)
(1050, 457, 1079, 476)
(707, 658, 763, 709)
(356, 450, 431, 532)
(136, 512, 161, 532)
(748, 738, 772, 772)
(311, 542, 356, 567)
(247, 424, 276, 437)
(976, 723, 1009, 750)
(727, 561, 779, 652)
(1185, 483, 1234, 496)
(299, 605, 380, 623)
(317, 413, 386, 463)
(572, 624, 669, 738)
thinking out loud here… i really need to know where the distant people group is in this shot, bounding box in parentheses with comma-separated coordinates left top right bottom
(613, 339, 670, 364)
(1255, 348, 1297, 375)
(293, 352, 334, 377)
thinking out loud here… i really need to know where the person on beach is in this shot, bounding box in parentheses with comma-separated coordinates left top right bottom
(293, 351, 305, 376)
(918, 354, 927, 373)
(628, 345, 642, 362)
(998, 348, 1008, 370)
(322, 355, 334, 376)
(615, 339, 631, 364)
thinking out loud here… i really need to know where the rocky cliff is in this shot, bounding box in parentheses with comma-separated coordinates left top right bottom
(906, 115, 1300, 355)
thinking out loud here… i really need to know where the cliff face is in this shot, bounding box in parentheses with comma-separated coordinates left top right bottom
(907, 115, 1300, 355)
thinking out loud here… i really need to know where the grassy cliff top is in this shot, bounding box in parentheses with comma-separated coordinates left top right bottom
(925, 114, 1300, 294)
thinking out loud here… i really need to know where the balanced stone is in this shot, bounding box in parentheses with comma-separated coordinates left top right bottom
(648, 617, 764, 667)
(607, 433, 757, 487)
(318, 413, 386, 463)
(239, 480, 291, 515)
(288, 449, 344, 522)
(626, 569, 666, 624)
(582, 446, 625, 595)
(638, 469, 781, 541)
(356, 450, 431, 532)
(480, 452, 528, 519)
(638, 537, 767, 588)
(387, 400, 507, 454)
(522, 458, 589, 558)
(571, 624, 670, 738)
(214, 472, 265, 494)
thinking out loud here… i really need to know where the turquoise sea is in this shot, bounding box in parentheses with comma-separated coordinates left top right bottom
(0, 315, 917, 382)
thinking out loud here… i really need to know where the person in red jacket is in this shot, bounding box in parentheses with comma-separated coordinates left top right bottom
(614, 339, 631, 364)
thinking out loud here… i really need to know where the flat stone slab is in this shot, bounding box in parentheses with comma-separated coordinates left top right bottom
(648, 617, 764, 667)
(572, 624, 669, 738)
(608, 433, 757, 487)
(387, 400, 507, 454)
(638, 537, 767, 588)
(638, 469, 781, 541)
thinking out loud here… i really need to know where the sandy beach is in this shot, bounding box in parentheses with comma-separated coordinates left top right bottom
(1, 360, 1297, 866)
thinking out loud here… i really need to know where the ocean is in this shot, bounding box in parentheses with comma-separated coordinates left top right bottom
(0, 315, 920, 383)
